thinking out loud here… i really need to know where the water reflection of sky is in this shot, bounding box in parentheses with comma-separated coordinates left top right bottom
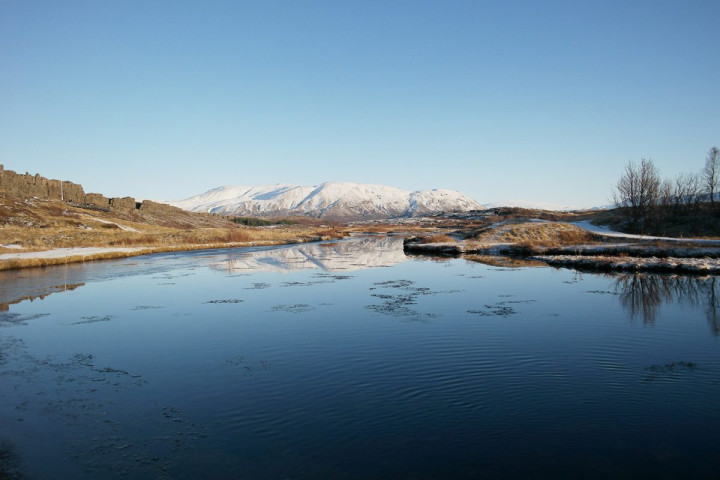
(212, 236, 408, 273)
(1, 236, 720, 479)
(1, 236, 719, 332)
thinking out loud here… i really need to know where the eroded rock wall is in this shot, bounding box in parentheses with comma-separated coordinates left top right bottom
(0, 165, 85, 203)
(139, 200, 185, 215)
(0, 164, 147, 212)
(84, 193, 111, 207)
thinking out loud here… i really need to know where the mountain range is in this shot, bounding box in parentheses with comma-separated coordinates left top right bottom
(170, 182, 484, 220)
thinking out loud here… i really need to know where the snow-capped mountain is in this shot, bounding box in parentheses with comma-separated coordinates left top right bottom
(170, 181, 482, 219)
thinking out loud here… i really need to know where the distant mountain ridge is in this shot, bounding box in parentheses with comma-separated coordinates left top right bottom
(170, 181, 483, 220)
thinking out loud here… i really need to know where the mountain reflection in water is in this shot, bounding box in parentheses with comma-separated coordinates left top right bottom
(2, 235, 720, 479)
(0, 237, 408, 312)
(212, 236, 408, 273)
(2, 238, 719, 334)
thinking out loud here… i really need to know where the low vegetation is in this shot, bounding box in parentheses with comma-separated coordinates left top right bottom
(467, 221, 598, 247)
(398, 208, 720, 274)
(231, 216, 298, 226)
(416, 234, 456, 243)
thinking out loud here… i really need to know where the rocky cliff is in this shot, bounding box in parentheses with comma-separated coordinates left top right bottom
(0, 164, 85, 203)
(0, 165, 240, 230)
(0, 164, 177, 214)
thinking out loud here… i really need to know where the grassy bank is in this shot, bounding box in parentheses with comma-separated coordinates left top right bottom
(402, 218, 720, 274)
(0, 194, 347, 270)
(0, 234, 342, 271)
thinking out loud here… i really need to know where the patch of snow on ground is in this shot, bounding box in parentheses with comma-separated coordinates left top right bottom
(1, 244, 23, 249)
(533, 254, 720, 274)
(572, 221, 720, 245)
(82, 215, 140, 232)
(0, 247, 146, 261)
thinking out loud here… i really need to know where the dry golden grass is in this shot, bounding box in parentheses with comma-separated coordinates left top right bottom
(473, 221, 598, 247)
(0, 195, 350, 270)
(0, 251, 151, 271)
(1, 225, 346, 250)
(0, 194, 348, 251)
(417, 234, 456, 243)
(0, 229, 348, 271)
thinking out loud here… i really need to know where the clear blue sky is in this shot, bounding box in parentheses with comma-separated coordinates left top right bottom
(2, 0, 718, 207)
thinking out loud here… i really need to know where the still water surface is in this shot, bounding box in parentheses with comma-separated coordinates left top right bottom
(1, 236, 719, 479)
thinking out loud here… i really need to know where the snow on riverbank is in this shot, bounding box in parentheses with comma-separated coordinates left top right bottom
(534, 254, 720, 274)
(572, 221, 720, 245)
(404, 220, 720, 274)
(0, 247, 146, 261)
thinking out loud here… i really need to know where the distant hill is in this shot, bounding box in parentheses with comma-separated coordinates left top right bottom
(480, 200, 605, 211)
(170, 182, 483, 220)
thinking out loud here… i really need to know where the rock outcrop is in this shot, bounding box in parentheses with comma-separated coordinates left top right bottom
(0, 165, 85, 203)
(109, 196, 138, 210)
(0, 164, 164, 213)
(139, 200, 185, 215)
(84, 193, 111, 208)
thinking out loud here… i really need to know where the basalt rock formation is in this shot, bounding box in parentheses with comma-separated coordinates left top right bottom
(0, 164, 164, 213)
(0, 165, 240, 230)
(0, 165, 85, 203)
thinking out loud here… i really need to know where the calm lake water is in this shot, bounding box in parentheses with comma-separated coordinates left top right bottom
(1, 236, 719, 479)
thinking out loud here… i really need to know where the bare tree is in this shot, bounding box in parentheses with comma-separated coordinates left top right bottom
(658, 177, 678, 224)
(704, 146, 720, 205)
(670, 172, 701, 214)
(612, 158, 661, 232)
(684, 172, 702, 212)
(659, 178, 673, 213)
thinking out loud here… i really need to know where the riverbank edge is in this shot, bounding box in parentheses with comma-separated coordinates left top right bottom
(403, 240, 720, 275)
(0, 235, 335, 272)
